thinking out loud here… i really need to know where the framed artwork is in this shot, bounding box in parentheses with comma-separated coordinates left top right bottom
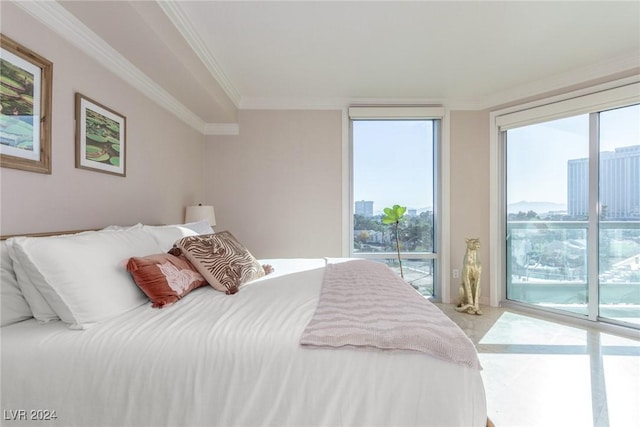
(0, 34, 53, 174)
(75, 93, 126, 177)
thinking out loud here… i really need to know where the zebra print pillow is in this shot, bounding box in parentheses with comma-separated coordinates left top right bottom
(173, 231, 265, 295)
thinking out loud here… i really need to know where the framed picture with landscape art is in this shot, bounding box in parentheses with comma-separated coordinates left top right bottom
(75, 93, 126, 177)
(0, 34, 52, 174)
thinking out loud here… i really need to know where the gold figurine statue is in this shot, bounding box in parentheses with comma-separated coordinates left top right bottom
(456, 238, 483, 315)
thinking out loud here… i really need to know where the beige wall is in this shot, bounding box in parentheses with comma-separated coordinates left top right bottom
(203, 109, 343, 259)
(202, 108, 495, 303)
(0, 3, 205, 235)
(449, 110, 491, 304)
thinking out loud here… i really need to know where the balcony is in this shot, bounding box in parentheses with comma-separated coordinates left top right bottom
(507, 220, 640, 326)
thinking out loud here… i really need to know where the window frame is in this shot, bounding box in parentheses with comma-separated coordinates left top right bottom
(489, 78, 640, 325)
(347, 106, 448, 301)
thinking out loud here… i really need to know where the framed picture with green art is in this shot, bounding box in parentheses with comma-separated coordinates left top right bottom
(75, 93, 126, 177)
(0, 34, 52, 174)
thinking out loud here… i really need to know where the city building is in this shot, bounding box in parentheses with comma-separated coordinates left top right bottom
(568, 145, 640, 219)
(355, 200, 374, 217)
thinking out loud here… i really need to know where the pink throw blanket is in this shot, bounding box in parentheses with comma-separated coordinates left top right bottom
(300, 260, 481, 370)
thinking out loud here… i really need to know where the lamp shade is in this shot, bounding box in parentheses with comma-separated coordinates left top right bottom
(185, 205, 216, 226)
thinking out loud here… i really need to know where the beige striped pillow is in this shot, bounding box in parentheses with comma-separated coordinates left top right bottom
(173, 232, 265, 295)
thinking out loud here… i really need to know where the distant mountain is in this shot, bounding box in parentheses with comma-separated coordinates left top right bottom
(507, 201, 567, 215)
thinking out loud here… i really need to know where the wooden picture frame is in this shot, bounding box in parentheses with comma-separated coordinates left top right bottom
(75, 93, 126, 177)
(0, 34, 52, 174)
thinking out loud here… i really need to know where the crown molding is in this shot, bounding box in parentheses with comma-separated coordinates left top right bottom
(14, 1, 213, 134)
(15, 1, 638, 134)
(480, 52, 640, 110)
(240, 97, 352, 110)
(158, 1, 241, 107)
(239, 96, 485, 112)
(203, 123, 240, 136)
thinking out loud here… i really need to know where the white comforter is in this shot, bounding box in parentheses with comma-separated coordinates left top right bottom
(1, 259, 486, 427)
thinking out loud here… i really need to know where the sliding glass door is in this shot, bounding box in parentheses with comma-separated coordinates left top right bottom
(598, 105, 640, 325)
(506, 114, 590, 316)
(505, 102, 639, 327)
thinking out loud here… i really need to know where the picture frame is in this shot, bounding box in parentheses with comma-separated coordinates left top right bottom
(0, 34, 53, 174)
(75, 93, 126, 177)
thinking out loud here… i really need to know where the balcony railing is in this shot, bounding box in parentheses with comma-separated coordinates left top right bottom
(506, 220, 640, 323)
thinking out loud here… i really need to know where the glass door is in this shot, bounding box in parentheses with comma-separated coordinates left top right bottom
(505, 103, 640, 328)
(598, 105, 640, 326)
(506, 115, 590, 316)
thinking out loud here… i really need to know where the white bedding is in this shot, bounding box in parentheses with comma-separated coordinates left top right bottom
(1, 258, 486, 427)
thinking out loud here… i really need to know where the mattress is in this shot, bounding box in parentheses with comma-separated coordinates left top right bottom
(1, 258, 486, 427)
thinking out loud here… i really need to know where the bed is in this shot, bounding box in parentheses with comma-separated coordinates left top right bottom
(1, 223, 487, 427)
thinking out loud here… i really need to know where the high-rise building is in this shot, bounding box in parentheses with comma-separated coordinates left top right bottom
(567, 157, 589, 218)
(355, 200, 374, 217)
(568, 145, 640, 219)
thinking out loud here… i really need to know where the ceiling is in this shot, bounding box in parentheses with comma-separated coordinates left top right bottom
(15, 1, 640, 132)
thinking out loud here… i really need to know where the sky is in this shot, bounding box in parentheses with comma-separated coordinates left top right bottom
(352, 104, 639, 215)
(353, 120, 433, 214)
(507, 103, 639, 206)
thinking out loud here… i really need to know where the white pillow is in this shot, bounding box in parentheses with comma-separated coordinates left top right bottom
(142, 221, 213, 252)
(101, 223, 142, 231)
(142, 224, 198, 252)
(0, 241, 34, 326)
(10, 227, 162, 329)
(182, 220, 214, 235)
(5, 239, 59, 323)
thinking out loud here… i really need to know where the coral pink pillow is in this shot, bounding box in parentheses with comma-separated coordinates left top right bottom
(127, 253, 206, 308)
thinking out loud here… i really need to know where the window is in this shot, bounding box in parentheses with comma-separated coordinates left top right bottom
(349, 107, 443, 298)
(493, 81, 640, 329)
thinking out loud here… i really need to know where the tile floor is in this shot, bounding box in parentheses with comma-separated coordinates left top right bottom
(435, 303, 640, 427)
